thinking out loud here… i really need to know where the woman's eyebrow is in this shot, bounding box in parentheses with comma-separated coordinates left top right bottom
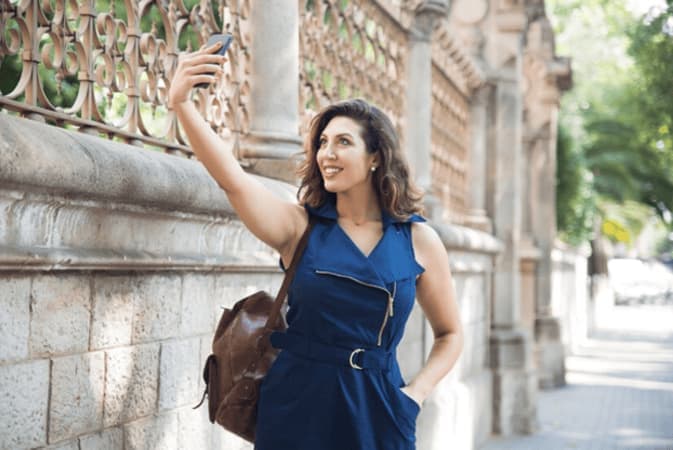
(320, 132, 354, 139)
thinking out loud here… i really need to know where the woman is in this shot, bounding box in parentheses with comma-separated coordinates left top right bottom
(169, 41, 463, 450)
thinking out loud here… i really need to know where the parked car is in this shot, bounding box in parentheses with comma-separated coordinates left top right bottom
(609, 258, 673, 305)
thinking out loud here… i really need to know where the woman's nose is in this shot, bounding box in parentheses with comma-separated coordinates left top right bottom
(324, 145, 336, 159)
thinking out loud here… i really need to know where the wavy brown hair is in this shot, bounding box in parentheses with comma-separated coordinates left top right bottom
(297, 99, 424, 220)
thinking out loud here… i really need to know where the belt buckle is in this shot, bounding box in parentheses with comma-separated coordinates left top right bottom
(349, 348, 365, 370)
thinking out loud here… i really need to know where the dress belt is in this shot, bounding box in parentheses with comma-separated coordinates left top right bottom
(269, 331, 393, 371)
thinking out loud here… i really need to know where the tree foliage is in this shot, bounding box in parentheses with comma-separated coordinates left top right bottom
(556, 124, 595, 246)
(548, 0, 673, 253)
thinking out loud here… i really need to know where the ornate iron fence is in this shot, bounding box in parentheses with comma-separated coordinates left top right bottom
(430, 23, 480, 223)
(298, 0, 410, 137)
(0, 0, 251, 157)
(0, 0, 477, 223)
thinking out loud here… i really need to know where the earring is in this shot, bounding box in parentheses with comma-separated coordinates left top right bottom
(370, 166, 377, 172)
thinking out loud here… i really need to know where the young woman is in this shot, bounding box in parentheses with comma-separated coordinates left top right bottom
(168, 41, 463, 450)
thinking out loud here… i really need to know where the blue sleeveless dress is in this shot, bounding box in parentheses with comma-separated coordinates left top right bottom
(255, 196, 426, 450)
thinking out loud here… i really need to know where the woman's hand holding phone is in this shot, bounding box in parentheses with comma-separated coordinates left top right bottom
(167, 34, 232, 110)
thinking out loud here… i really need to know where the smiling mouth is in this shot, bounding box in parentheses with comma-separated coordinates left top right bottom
(323, 167, 343, 176)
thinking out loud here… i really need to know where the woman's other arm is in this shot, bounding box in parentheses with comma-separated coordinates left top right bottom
(401, 222, 464, 405)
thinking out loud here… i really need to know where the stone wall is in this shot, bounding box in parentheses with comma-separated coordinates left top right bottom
(0, 0, 577, 448)
(551, 244, 590, 354)
(0, 271, 280, 450)
(414, 229, 500, 450)
(0, 106, 500, 449)
(0, 112, 285, 450)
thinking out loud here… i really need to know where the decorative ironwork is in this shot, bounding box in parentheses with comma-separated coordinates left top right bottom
(427, 20, 481, 224)
(0, 0, 251, 157)
(432, 23, 484, 97)
(298, 0, 408, 137)
(0, 0, 482, 224)
(431, 65, 470, 223)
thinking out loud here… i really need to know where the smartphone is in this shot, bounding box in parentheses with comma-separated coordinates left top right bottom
(195, 33, 234, 88)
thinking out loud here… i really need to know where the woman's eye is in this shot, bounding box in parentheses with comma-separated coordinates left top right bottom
(318, 139, 326, 147)
(340, 138, 350, 145)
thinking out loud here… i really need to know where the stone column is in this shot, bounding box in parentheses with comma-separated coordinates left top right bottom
(523, 16, 572, 389)
(532, 123, 566, 388)
(519, 126, 541, 371)
(405, 1, 449, 222)
(239, 0, 303, 181)
(449, 0, 490, 231)
(464, 85, 493, 232)
(487, 66, 538, 436)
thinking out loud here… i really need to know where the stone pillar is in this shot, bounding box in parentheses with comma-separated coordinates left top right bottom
(405, 1, 449, 222)
(239, 0, 303, 181)
(449, 0, 491, 231)
(487, 70, 538, 435)
(531, 125, 566, 388)
(519, 121, 541, 374)
(522, 16, 572, 389)
(487, 67, 537, 435)
(464, 85, 493, 232)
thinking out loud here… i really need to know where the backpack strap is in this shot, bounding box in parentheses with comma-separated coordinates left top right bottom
(264, 216, 315, 330)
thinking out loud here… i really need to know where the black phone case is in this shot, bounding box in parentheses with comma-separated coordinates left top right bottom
(195, 34, 233, 88)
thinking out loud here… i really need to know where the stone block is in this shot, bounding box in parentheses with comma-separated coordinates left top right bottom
(49, 352, 105, 442)
(104, 344, 159, 426)
(124, 413, 178, 450)
(212, 427, 252, 450)
(454, 273, 487, 325)
(78, 428, 123, 450)
(30, 275, 91, 356)
(470, 371, 493, 448)
(199, 336, 213, 394)
(417, 374, 470, 450)
(0, 360, 49, 449)
(36, 440, 79, 450)
(132, 275, 181, 343)
(0, 194, 9, 243)
(212, 274, 279, 330)
(456, 320, 488, 378)
(491, 366, 538, 434)
(535, 316, 562, 341)
(535, 339, 566, 389)
(91, 276, 135, 349)
(159, 338, 201, 411)
(178, 407, 211, 450)
(489, 329, 530, 369)
(181, 274, 215, 337)
(429, 368, 492, 449)
(0, 276, 30, 362)
(490, 330, 538, 435)
(472, 321, 488, 372)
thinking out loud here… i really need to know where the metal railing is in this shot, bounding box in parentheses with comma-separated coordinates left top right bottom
(0, 0, 251, 157)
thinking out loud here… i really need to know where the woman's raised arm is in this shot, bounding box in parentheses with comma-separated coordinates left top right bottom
(168, 42, 306, 256)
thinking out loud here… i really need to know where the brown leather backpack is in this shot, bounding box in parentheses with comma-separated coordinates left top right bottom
(194, 218, 314, 442)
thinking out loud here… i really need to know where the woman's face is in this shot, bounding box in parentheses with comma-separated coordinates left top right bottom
(316, 116, 378, 194)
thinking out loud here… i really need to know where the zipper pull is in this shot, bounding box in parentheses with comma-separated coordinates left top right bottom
(389, 282, 396, 317)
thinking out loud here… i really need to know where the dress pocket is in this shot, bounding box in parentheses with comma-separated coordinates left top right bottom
(397, 385, 422, 413)
(381, 374, 421, 435)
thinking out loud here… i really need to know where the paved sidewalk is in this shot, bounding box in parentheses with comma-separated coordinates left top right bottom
(480, 305, 673, 450)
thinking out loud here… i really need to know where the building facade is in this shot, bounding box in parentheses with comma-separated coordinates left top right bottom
(0, 1, 576, 449)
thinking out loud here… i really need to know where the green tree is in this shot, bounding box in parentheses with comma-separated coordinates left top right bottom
(548, 0, 673, 265)
(555, 124, 594, 246)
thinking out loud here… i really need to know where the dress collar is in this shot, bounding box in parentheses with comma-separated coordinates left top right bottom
(305, 194, 426, 229)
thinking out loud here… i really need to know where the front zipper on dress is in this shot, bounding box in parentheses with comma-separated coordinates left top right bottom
(315, 270, 396, 346)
